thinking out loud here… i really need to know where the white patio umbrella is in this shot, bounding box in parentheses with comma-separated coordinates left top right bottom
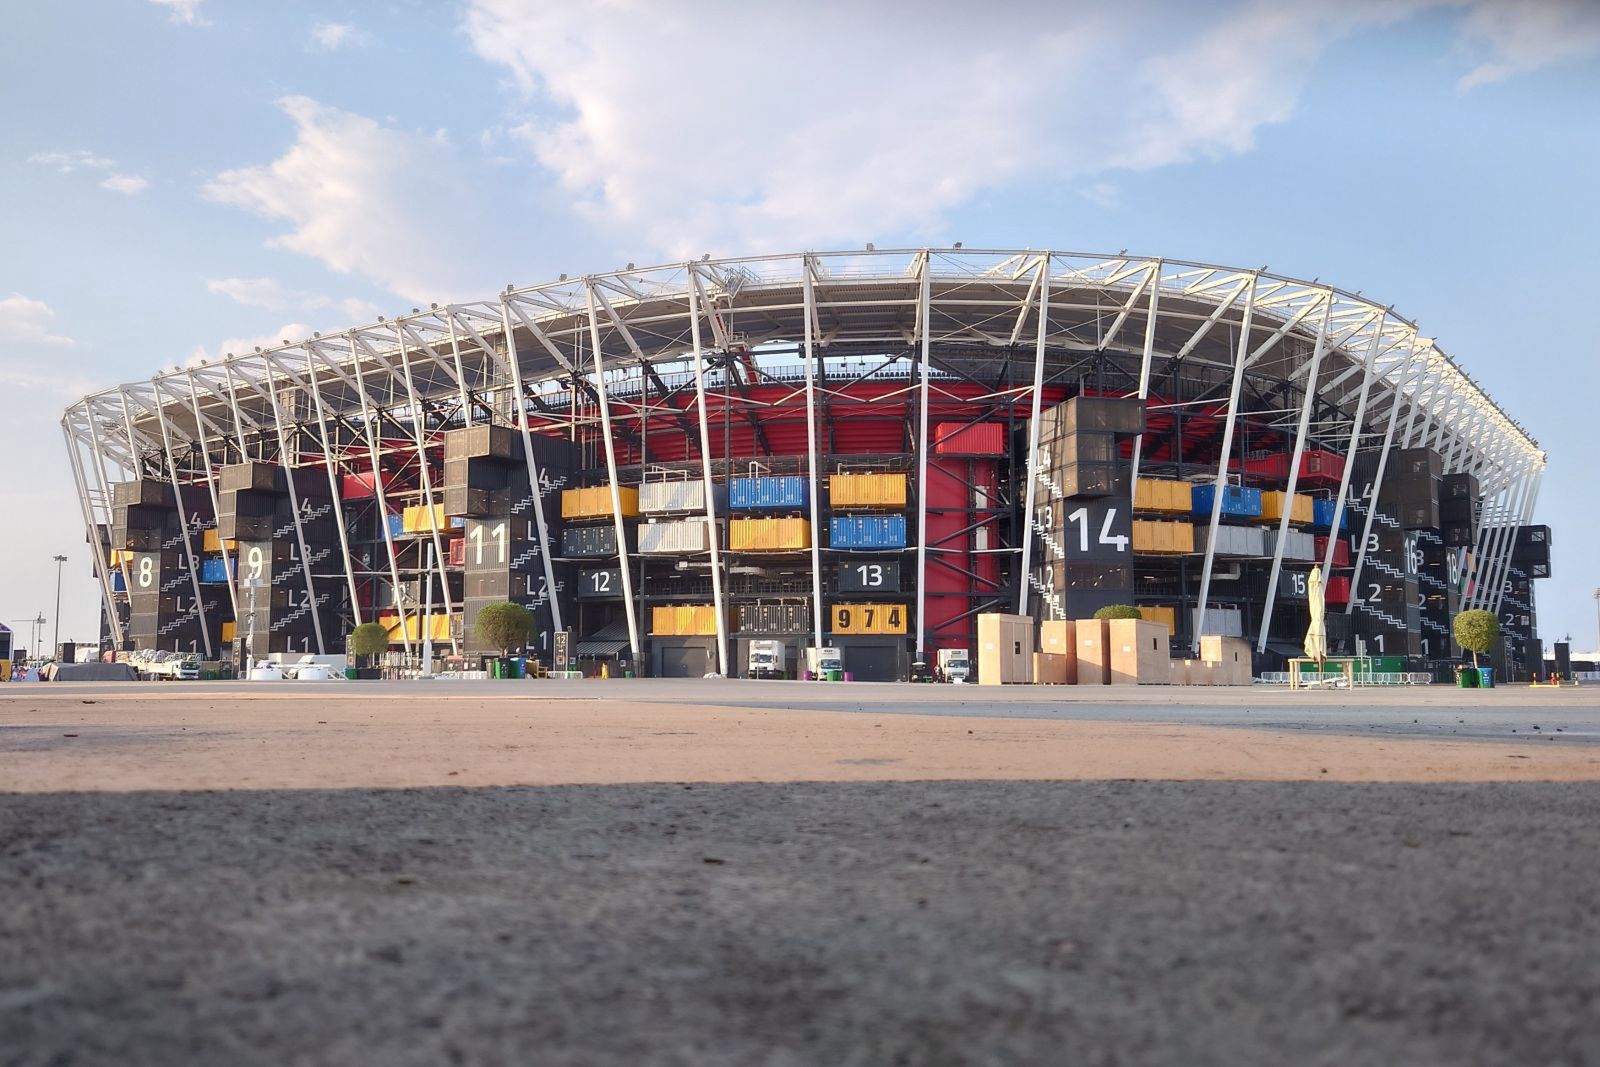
(1304, 564, 1327, 664)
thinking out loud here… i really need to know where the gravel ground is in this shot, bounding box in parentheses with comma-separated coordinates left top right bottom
(4, 780, 1598, 1066)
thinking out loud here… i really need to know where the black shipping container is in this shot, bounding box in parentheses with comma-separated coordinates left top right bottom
(1442, 472, 1479, 501)
(220, 461, 283, 495)
(561, 524, 621, 557)
(1058, 396, 1146, 435)
(1396, 499, 1440, 530)
(1389, 447, 1444, 479)
(1053, 431, 1121, 464)
(443, 485, 493, 517)
(443, 456, 512, 491)
(1057, 461, 1129, 498)
(112, 479, 174, 508)
(444, 424, 516, 463)
(1442, 524, 1475, 547)
(1379, 472, 1439, 505)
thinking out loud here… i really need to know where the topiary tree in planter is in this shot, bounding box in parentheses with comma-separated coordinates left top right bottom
(348, 621, 390, 678)
(1452, 609, 1500, 668)
(1093, 604, 1144, 621)
(475, 602, 536, 658)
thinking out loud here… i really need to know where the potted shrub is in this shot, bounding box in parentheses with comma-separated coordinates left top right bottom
(1451, 609, 1500, 688)
(348, 621, 389, 680)
(1093, 604, 1143, 621)
(475, 602, 536, 678)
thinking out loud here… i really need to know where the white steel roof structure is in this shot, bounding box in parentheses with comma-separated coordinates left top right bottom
(63, 248, 1545, 653)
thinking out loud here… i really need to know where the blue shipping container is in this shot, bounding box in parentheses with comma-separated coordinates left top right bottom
(386, 512, 405, 539)
(111, 572, 126, 592)
(1190, 484, 1263, 519)
(830, 514, 907, 549)
(1310, 498, 1349, 532)
(729, 476, 809, 510)
(200, 557, 234, 584)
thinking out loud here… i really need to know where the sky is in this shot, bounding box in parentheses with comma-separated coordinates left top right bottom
(3, 0, 1598, 653)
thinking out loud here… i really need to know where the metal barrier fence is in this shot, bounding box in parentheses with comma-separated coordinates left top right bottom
(1256, 672, 1433, 686)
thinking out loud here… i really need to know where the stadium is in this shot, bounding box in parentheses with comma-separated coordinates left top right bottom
(60, 248, 1552, 681)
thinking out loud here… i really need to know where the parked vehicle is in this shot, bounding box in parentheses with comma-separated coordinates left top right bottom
(936, 648, 971, 683)
(747, 639, 787, 679)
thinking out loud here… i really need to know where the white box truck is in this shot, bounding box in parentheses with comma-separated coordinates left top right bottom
(747, 640, 787, 679)
(936, 648, 971, 683)
(805, 646, 843, 679)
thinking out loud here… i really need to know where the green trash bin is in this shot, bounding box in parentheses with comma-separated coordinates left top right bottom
(1456, 665, 1479, 689)
(344, 666, 359, 681)
(826, 668, 842, 682)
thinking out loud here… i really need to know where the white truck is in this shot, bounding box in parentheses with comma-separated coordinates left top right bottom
(747, 640, 787, 680)
(805, 646, 843, 679)
(143, 651, 201, 680)
(936, 648, 971, 683)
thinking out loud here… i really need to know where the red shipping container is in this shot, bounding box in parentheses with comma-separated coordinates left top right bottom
(1297, 450, 1345, 487)
(1313, 536, 1350, 567)
(447, 538, 466, 568)
(1324, 576, 1351, 605)
(934, 422, 1006, 456)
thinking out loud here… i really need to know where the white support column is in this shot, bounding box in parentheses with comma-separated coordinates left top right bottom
(1127, 259, 1161, 493)
(1015, 253, 1051, 616)
(395, 325, 459, 656)
(801, 257, 827, 660)
(1192, 273, 1259, 653)
(294, 349, 364, 627)
(443, 310, 473, 426)
(61, 420, 124, 649)
(1346, 355, 1427, 616)
(1480, 460, 1535, 614)
(1316, 313, 1390, 586)
(686, 269, 728, 676)
(1491, 466, 1542, 616)
(497, 297, 565, 636)
(222, 363, 252, 460)
(584, 281, 641, 664)
(82, 411, 131, 644)
(150, 382, 214, 658)
(331, 339, 412, 654)
(182, 374, 242, 627)
(1257, 293, 1333, 653)
(263, 368, 328, 656)
(914, 251, 934, 657)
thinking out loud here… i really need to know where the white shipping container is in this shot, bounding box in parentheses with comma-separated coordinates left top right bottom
(1264, 528, 1316, 562)
(639, 479, 725, 514)
(638, 518, 710, 554)
(1191, 607, 1245, 638)
(1198, 524, 1266, 557)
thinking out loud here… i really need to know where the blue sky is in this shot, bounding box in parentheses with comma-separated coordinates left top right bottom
(3, 0, 1597, 651)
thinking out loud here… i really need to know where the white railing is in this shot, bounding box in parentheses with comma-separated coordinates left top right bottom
(1255, 671, 1433, 686)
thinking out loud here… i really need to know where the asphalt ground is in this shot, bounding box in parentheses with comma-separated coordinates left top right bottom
(3, 681, 1599, 1065)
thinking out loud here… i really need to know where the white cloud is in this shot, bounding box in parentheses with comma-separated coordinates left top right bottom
(100, 174, 150, 196)
(187, 322, 316, 367)
(204, 97, 494, 302)
(206, 276, 381, 322)
(0, 294, 74, 347)
(459, 0, 1436, 258)
(27, 150, 115, 174)
(309, 20, 369, 51)
(149, 0, 206, 26)
(1455, 0, 1600, 90)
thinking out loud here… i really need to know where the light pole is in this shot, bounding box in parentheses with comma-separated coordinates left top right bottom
(1593, 588, 1599, 653)
(242, 577, 263, 676)
(52, 555, 67, 659)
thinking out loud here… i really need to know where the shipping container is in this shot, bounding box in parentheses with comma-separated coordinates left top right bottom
(561, 524, 621, 557)
(1052, 431, 1120, 464)
(1054, 396, 1145, 435)
(1390, 447, 1444, 479)
(933, 421, 1006, 456)
(379, 612, 453, 642)
(1132, 478, 1192, 514)
(638, 479, 722, 515)
(1442, 472, 1480, 501)
(1258, 491, 1313, 525)
(1313, 535, 1350, 567)
(829, 472, 907, 509)
(201, 529, 237, 554)
(1058, 461, 1127, 498)
(1324, 576, 1351, 605)
(738, 602, 811, 633)
(562, 485, 640, 520)
(1132, 520, 1194, 554)
(385, 512, 406, 540)
(218, 462, 280, 495)
(829, 514, 907, 549)
(1443, 524, 1475, 547)
(1263, 528, 1316, 562)
(443, 486, 494, 518)
(1138, 605, 1178, 633)
(402, 504, 450, 534)
(111, 572, 127, 592)
(1191, 484, 1263, 519)
(221, 621, 236, 643)
(728, 476, 809, 510)
(638, 519, 711, 555)
(447, 538, 466, 567)
(651, 604, 720, 636)
(1191, 606, 1244, 638)
(729, 517, 811, 551)
(1310, 498, 1349, 532)
(1195, 523, 1266, 557)
(443, 424, 515, 462)
(1235, 449, 1345, 485)
(199, 557, 234, 584)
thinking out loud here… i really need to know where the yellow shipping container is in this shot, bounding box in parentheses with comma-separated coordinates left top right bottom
(201, 529, 237, 553)
(402, 504, 450, 533)
(831, 603, 908, 635)
(1133, 520, 1193, 554)
(562, 485, 639, 520)
(1138, 605, 1177, 633)
(829, 473, 907, 509)
(109, 549, 132, 567)
(221, 621, 236, 642)
(652, 604, 719, 636)
(1134, 478, 1192, 513)
(1259, 491, 1313, 525)
(729, 517, 811, 551)
(379, 612, 451, 641)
